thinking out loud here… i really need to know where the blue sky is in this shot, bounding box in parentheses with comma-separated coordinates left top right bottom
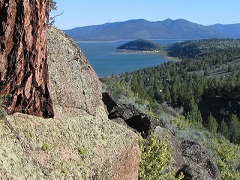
(51, 0, 240, 30)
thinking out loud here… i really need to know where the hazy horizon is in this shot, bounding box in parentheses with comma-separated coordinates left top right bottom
(62, 18, 240, 30)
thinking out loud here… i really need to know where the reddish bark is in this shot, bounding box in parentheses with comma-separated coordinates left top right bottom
(0, 0, 54, 118)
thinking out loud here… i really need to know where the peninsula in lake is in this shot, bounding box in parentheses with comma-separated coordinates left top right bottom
(116, 39, 162, 53)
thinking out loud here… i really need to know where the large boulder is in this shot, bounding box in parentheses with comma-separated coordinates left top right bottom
(0, 27, 141, 179)
(0, 112, 140, 179)
(47, 27, 105, 118)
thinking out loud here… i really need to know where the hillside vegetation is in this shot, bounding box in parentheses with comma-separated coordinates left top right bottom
(167, 39, 240, 60)
(101, 38, 240, 179)
(103, 38, 240, 143)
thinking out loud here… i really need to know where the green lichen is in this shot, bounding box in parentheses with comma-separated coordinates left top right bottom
(78, 147, 88, 156)
(41, 143, 50, 151)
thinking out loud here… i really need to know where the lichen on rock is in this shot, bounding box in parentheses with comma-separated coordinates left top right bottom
(47, 27, 105, 118)
(0, 27, 141, 179)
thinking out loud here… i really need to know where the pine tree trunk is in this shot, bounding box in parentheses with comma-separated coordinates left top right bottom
(0, 0, 54, 118)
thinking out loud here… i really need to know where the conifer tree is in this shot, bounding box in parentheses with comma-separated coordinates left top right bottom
(206, 113, 218, 133)
(186, 98, 202, 125)
(229, 114, 240, 144)
(218, 119, 229, 138)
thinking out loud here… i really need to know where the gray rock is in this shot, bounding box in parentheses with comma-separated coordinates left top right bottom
(107, 103, 150, 138)
(47, 27, 105, 118)
(177, 140, 221, 180)
(103, 92, 175, 138)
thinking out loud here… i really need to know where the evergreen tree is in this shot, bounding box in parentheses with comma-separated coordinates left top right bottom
(229, 114, 240, 144)
(164, 86, 171, 102)
(186, 98, 202, 125)
(206, 113, 218, 133)
(218, 119, 229, 138)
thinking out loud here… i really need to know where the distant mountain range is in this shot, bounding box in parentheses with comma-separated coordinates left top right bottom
(64, 19, 240, 41)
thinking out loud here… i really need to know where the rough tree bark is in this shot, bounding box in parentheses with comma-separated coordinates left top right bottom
(0, 0, 54, 118)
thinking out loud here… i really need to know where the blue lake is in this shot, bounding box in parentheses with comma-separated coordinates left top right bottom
(77, 40, 182, 77)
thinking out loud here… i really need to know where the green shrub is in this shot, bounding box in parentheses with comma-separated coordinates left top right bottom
(171, 115, 191, 130)
(211, 138, 240, 179)
(139, 133, 183, 180)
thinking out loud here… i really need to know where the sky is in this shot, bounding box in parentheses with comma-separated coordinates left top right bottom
(51, 0, 240, 30)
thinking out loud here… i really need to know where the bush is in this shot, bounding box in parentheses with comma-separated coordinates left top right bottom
(211, 138, 240, 179)
(139, 133, 183, 180)
(171, 115, 191, 130)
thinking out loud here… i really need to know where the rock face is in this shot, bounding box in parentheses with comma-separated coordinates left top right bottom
(0, 27, 141, 179)
(108, 103, 151, 138)
(47, 27, 104, 118)
(177, 140, 221, 180)
(0, 0, 53, 118)
(0, 111, 140, 179)
(102, 92, 170, 138)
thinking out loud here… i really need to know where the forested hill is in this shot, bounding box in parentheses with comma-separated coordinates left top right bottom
(64, 19, 240, 41)
(103, 38, 240, 144)
(116, 39, 162, 51)
(167, 39, 240, 60)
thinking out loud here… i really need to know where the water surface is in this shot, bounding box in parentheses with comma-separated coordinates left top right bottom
(77, 40, 182, 77)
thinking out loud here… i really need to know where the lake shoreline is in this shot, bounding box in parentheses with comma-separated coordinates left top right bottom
(116, 49, 160, 54)
(116, 49, 181, 62)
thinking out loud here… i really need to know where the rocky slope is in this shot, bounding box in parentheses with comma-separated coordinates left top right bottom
(0, 27, 140, 179)
(102, 91, 221, 179)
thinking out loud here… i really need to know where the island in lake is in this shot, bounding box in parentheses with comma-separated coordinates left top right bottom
(116, 39, 162, 53)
